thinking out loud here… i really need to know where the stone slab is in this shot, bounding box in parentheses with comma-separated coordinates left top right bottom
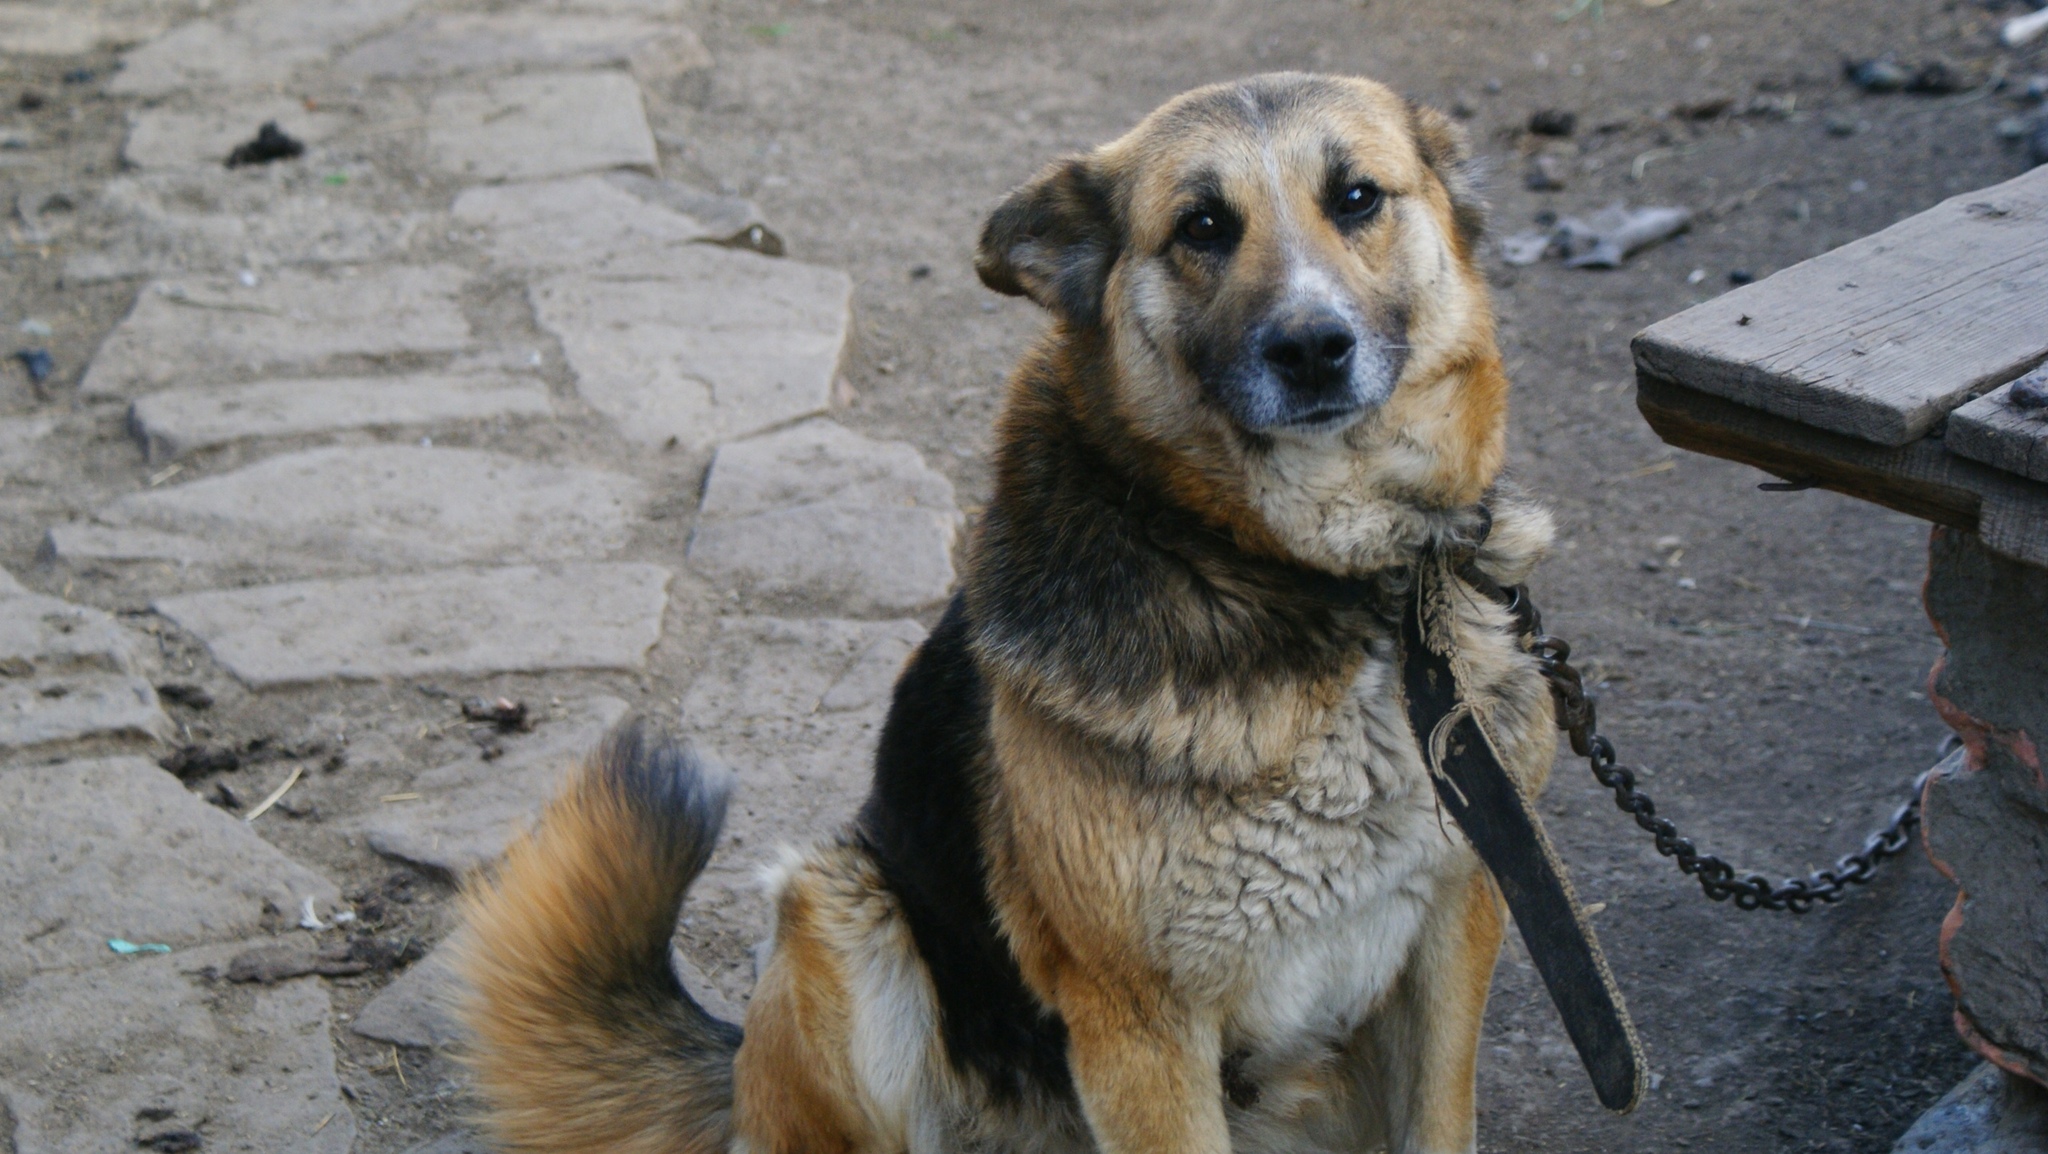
(0, 592, 171, 749)
(0, 415, 56, 473)
(0, 674, 169, 749)
(0, 939, 354, 1154)
(82, 267, 473, 399)
(452, 174, 714, 271)
(689, 419, 960, 612)
(74, 445, 643, 577)
(41, 524, 223, 568)
(0, 757, 341, 979)
(360, 695, 629, 878)
(0, 4, 160, 55)
(129, 374, 554, 460)
(124, 99, 348, 170)
(154, 564, 672, 686)
(532, 248, 851, 449)
(0, 565, 25, 598)
(110, 0, 424, 96)
(339, 13, 709, 93)
(1889, 1064, 2048, 1153)
(427, 70, 656, 183)
(680, 617, 923, 915)
(66, 173, 425, 285)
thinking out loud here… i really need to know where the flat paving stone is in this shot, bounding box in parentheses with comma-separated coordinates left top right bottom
(359, 695, 629, 878)
(154, 563, 672, 686)
(689, 419, 960, 612)
(110, 0, 424, 96)
(124, 98, 348, 170)
(452, 174, 715, 271)
(58, 445, 640, 578)
(532, 247, 851, 449)
(681, 617, 923, 915)
(339, 13, 709, 92)
(0, 939, 354, 1154)
(129, 373, 554, 460)
(427, 70, 657, 183)
(0, 757, 342, 979)
(0, 414, 55, 471)
(0, 590, 171, 749)
(0, 4, 161, 55)
(66, 172, 425, 284)
(82, 266, 473, 399)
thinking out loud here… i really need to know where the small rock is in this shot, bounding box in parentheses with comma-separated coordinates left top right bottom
(1728, 269, 1755, 285)
(14, 347, 52, 383)
(2008, 368, 2048, 411)
(1524, 153, 1567, 191)
(460, 696, 531, 732)
(1996, 117, 2033, 142)
(155, 683, 214, 710)
(1904, 61, 1970, 95)
(160, 743, 240, 780)
(1845, 56, 1912, 93)
(1824, 115, 1859, 137)
(224, 942, 368, 984)
(1527, 108, 1577, 136)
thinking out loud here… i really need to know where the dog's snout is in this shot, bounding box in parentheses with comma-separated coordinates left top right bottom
(1260, 313, 1357, 393)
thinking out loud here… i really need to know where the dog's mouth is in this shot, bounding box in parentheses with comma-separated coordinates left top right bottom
(1276, 402, 1371, 434)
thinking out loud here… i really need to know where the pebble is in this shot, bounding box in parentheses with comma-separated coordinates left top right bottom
(153, 563, 672, 686)
(1527, 109, 1577, 137)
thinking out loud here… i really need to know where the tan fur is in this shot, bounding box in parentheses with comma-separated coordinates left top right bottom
(456, 743, 735, 1154)
(459, 73, 1557, 1154)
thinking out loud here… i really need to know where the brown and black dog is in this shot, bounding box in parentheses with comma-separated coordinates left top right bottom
(456, 72, 1559, 1154)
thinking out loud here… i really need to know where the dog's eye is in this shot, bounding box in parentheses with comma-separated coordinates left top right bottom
(1334, 181, 1385, 224)
(1177, 208, 1234, 247)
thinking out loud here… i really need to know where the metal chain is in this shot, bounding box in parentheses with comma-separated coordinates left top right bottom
(1499, 583, 1928, 913)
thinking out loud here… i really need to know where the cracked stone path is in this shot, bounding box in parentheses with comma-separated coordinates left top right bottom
(0, 3, 960, 1149)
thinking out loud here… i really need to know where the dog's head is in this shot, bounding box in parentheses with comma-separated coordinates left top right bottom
(978, 73, 1510, 571)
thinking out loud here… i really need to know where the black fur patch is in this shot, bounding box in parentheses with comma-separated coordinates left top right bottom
(855, 596, 1076, 1107)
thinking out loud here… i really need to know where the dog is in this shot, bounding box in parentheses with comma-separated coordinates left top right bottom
(455, 71, 1559, 1154)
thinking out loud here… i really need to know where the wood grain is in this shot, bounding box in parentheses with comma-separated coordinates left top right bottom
(1948, 383, 2048, 485)
(1631, 165, 2048, 447)
(1634, 374, 2048, 569)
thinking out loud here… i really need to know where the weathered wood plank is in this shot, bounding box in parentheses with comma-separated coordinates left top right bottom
(1948, 376, 2048, 485)
(1631, 165, 2048, 447)
(1635, 373, 2048, 569)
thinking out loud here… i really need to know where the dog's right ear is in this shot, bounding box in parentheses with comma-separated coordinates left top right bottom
(975, 156, 1119, 328)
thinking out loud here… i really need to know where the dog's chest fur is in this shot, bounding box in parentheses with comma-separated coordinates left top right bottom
(1153, 615, 1524, 1053)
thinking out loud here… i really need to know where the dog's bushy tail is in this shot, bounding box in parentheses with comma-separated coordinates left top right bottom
(455, 721, 740, 1154)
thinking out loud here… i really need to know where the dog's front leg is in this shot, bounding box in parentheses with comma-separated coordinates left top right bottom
(1057, 974, 1230, 1154)
(1360, 862, 1505, 1154)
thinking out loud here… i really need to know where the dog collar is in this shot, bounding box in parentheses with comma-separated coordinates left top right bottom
(1400, 556, 1648, 1114)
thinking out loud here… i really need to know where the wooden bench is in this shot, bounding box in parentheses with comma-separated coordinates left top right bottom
(1629, 163, 2048, 1148)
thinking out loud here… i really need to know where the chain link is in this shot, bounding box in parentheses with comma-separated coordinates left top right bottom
(1501, 584, 1928, 913)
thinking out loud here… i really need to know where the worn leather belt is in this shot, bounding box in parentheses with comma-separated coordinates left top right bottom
(1400, 561, 1647, 1114)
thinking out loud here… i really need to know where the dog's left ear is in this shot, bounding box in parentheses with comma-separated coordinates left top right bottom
(976, 156, 1119, 328)
(1405, 100, 1487, 253)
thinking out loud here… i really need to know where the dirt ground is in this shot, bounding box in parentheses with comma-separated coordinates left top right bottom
(6, 0, 2045, 1148)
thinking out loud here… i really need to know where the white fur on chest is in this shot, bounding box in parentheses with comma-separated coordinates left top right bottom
(1154, 644, 1465, 1048)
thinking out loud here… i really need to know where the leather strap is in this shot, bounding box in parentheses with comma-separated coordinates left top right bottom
(1400, 565, 1647, 1114)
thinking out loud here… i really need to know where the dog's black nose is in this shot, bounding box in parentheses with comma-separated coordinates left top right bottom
(1260, 314, 1357, 393)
